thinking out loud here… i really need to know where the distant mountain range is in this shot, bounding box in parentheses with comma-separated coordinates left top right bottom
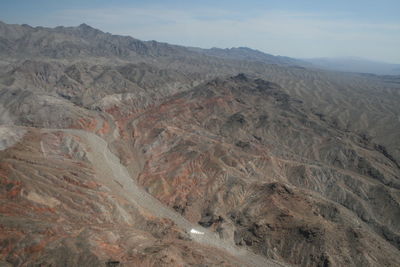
(188, 46, 309, 66)
(1, 20, 398, 76)
(0, 20, 306, 68)
(303, 57, 400, 75)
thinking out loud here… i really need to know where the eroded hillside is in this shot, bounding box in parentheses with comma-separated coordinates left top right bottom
(0, 21, 400, 267)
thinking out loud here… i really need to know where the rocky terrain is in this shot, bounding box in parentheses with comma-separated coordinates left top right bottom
(0, 21, 400, 266)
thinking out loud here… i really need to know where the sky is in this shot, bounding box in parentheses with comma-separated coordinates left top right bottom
(1, 0, 400, 63)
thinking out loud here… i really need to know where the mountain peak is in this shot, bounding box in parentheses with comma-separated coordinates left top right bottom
(77, 23, 100, 33)
(78, 23, 91, 29)
(74, 23, 103, 37)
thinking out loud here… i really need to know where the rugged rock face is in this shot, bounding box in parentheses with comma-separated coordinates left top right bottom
(0, 128, 248, 267)
(0, 21, 400, 266)
(127, 75, 400, 266)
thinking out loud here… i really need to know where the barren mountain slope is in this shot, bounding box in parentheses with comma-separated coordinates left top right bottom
(0, 22, 400, 267)
(1, 20, 398, 164)
(110, 74, 400, 266)
(2, 126, 276, 267)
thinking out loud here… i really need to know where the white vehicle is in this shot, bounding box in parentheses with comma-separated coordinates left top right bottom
(190, 229, 205, 235)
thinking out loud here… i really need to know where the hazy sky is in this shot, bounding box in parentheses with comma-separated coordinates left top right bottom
(1, 0, 400, 63)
